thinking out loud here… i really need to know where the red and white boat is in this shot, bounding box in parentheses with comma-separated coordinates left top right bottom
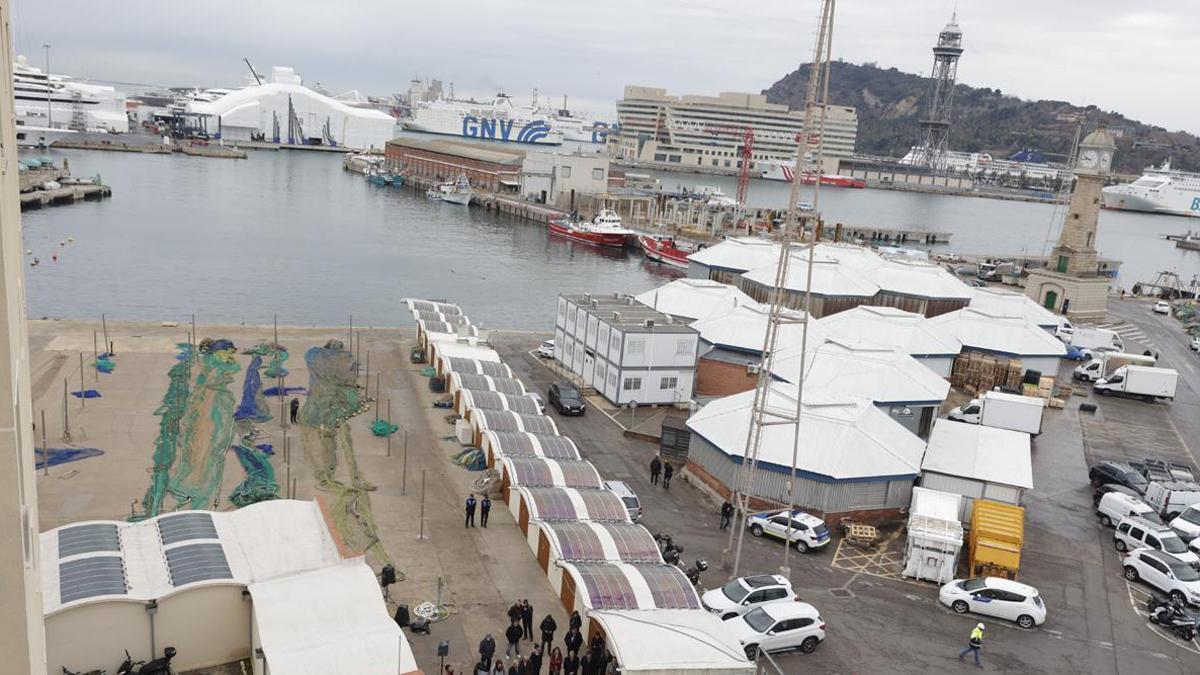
(638, 234, 696, 269)
(761, 161, 866, 188)
(547, 209, 635, 248)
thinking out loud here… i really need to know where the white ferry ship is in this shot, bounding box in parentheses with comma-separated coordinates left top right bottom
(1102, 160, 1200, 218)
(403, 94, 563, 145)
(12, 55, 129, 133)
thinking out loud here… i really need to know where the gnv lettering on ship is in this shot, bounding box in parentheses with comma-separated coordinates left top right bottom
(1192, 197, 1200, 211)
(462, 116, 551, 144)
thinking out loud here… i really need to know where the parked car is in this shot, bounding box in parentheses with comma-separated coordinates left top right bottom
(1170, 505, 1200, 542)
(746, 509, 831, 553)
(536, 339, 555, 358)
(1191, 336, 1200, 352)
(1123, 548, 1200, 606)
(1064, 344, 1088, 361)
(547, 382, 586, 415)
(701, 575, 796, 620)
(726, 601, 825, 659)
(1096, 491, 1159, 527)
(1093, 483, 1143, 507)
(526, 392, 546, 414)
(937, 577, 1047, 629)
(1153, 300, 1172, 315)
(603, 480, 642, 522)
(1113, 515, 1200, 569)
(1088, 461, 1149, 495)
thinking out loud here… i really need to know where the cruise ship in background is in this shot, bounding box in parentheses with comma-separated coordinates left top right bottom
(403, 94, 564, 145)
(12, 55, 129, 133)
(1102, 159, 1200, 218)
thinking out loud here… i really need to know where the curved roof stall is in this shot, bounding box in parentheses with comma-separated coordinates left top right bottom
(430, 340, 502, 376)
(448, 373, 527, 410)
(739, 251, 879, 319)
(686, 236, 782, 283)
(866, 258, 973, 318)
(440, 356, 513, 380)
(39, 501, 417, 675)
(556, 562, 702, 637)
(413, 308, 472, 327)
(633, 278, 757, 322)
(479, 430, 582, 467)
(526, 521, 663, 595)
(508, 487, 631, 531)
(416, 319, 478, 353)
(926, 307, 1068, 376)
(457, 388, 542, 419)
(470, 409, 558, 447)
(818, 305, 961, 377)
(498, 457, 603, 504)
(404, 298, 464, 318)
(588, 609, 754, 675)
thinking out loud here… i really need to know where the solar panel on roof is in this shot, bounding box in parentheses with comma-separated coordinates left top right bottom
(556, 461, 602, 488)
(456, 374, 525, 395)
(527, 489, 578, 520)
(577, 491, 630, 521)
(537, 436, 581, 459)
(573, 563, 640, 610)
(509, 459, 555, 486)
(58, 524, 120, 557)
(480, 411, 521, 432)
(59, 556, 126, 603)
(165, 543, 233, 586)
(636, 564, 701, 609)
(520, 415, 556, 435)
(549, 523, 606, 561)
(604, 524, 662, 562)
(157, 512, 218, 545)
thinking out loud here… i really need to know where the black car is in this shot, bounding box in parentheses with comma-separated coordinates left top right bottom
(548, 382, 586, 416)
(1089, 461, 1150, 495)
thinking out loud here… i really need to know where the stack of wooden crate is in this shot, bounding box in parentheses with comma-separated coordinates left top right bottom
(950, 352, 1024, 395)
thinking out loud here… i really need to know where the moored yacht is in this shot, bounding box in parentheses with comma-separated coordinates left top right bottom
(548, 209, 635, 248)
(1102, 159, 1200, 218)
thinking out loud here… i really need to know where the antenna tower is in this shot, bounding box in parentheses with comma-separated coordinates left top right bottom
(913, 15, 964, 171)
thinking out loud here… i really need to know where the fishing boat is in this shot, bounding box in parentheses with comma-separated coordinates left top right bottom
(440, 174, 472, 205)
(638, 234, 697, 269)
(548, 209, 635, 248)
(366, 168, 401, 186)
(760, 160, 866, 188)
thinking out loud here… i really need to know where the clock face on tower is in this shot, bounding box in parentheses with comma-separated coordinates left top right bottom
(1078, 150, 1099, 170)
(1099, 151, 1112, 171)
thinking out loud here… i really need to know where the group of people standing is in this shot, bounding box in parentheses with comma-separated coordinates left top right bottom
(465, 493, 492, 528)
(648, 455, 674, 489)
(475, 604, 616, 675)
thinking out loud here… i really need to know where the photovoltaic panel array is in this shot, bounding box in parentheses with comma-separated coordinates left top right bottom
(165, 543, 233, 586)
(516, 414, 556, 435)
(409, 301, 461, 316)
(572, 562, 640, 610)
(59, 556, 126, 603)
(466, 391, 540, 415)
(547, 522, 606, 560)
(556, 461, 603, 488)
(577, 491, 632, 521)
(536, 435, 581, 459)
(58, 523, 120, 558)
(603, 523, 663, 562)
(456, 374, 525, 395)
(421, 321, 457, 335)
(508, 458, 555, 486)
(526, 488, 579, 520)
(157, 512, 218, 545)
(635, 564, 701, 609)
(479, 410, 522, 433)
(447, 358, 509, 378)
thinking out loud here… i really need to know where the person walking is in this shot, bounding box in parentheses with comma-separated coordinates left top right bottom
(521, 599, 535, 641)
(957, 622, 985, 668)
(549, 647, 563, 675)
(568, 610, 582, 634)
(539, 613, 557, 648)
(562, 651, 579, 675)
(465, 494, 478, 528)
(505, 621, 523, 659)
(649, 456, 661, 485)
(719, 500, 734, 530)
(481, 495, 492, 528)
(289, 397, 300, 424)
(528, 645, 543, 675)
(479, 633, 497, 671)
(564, 627, 583, 658)
(662, 462, 674, 489)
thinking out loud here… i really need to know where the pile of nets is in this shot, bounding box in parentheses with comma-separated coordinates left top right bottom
(371, 419, 399, 437)
(71, 389, 102, 399)
(229, 443, 280, 508)
(94, 353, 115, 373)
(451, 447, 487, 471)
(420, 366, 436, 377)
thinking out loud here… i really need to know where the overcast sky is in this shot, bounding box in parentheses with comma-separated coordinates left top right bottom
(11, 1, 1197, 134)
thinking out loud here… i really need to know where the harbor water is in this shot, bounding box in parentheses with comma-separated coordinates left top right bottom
(21, 148, 1200, 329)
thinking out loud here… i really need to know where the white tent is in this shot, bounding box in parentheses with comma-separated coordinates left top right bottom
(634, 279, 757, 322)
(590, 609, 754, 675)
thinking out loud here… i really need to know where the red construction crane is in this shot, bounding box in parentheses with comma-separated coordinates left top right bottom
(666, 119, 757, 210)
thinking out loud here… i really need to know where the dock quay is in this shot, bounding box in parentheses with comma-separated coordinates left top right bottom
(17, 156, 112, 211)
(234, 139, 353, 153)
(54, 133, 247, 159)
(20, 183, 111, 210)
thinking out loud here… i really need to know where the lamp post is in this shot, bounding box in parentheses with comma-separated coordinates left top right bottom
(42, 44, 52, 128)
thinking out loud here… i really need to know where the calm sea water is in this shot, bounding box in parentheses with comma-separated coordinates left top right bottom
(21, 147, 1200, 329)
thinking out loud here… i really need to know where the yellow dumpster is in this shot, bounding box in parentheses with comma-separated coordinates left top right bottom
(969, 500, 1025, 579)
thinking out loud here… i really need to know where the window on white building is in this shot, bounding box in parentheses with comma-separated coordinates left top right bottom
(675, 340, 691, 355)
(659, 376, 678, 390)
(609, 372, 618, 387)
(592, 168, 604, 181)
(623, 377, 642, 391)
(611, 334, 621, 352)
(561, 166, 572, 178)
(628, 340, 645, 355)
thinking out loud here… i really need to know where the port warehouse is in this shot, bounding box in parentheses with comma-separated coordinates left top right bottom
(610, 85, 858, 174)
(406, 299, 755, 675)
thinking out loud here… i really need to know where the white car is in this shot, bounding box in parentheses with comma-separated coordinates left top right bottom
(701, 575, 796, 620)
(536, 339, 555, 358)
(1153, 300, 1171, 315)
(746, 509, 830, 553)
(1096, 491, 1158, 528)
(1113, 516, 1200, 569)
(937, 577, 1046, 629)
(1191, 336, 1200, 353)
(1124, 548, 1200, 606)
(726, 601, 825, 659)
(1171, 505, 1200, 542)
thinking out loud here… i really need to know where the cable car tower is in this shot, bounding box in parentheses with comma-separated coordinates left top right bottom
(913, 14, 964, 171)
(721, 0, 836, 579)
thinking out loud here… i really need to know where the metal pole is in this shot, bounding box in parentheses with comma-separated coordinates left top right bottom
(93, 331, 99, 381)
(402, 429, 408, 496)
(291, 477, 297, 501)
(356, 331, 361, 377)
(273, 314, 278, 346)
(418, 469, 426, 539)
(280, 390, 286, 429)
(41, 410, 48, 476)
(79, 352, 85, 407)
(191, 314, 196, 345)
(348, 315, 353, 357)
(285, 436, 291, 499)
(62, 379, 70, 441)
(101, 313, 109, 351)
(375, 374, 380, 411)
(365, 350, 370, 392)
(386, 399, 392, 457)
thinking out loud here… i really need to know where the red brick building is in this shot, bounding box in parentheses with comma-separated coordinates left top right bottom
(385, 137, 524, 192)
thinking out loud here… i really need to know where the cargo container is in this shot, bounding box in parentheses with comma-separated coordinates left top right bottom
(1094, 365, 1178, 401)
(1072, 352, 1156, 383)
(1068, 327, 1123, 353)
(968, 500, 1025, 579)
(947, 390, 1045, 435)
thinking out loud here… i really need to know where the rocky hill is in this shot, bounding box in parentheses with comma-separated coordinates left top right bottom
(763, 61, 1199, 174)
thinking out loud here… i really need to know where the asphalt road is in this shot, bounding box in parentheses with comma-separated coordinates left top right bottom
(490, 326, 1200, 674)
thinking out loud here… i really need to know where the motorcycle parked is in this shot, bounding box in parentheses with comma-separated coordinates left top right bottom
(1147, 597, 1198, 642)
(117, 647, 177, 675)
(683, 559, 709, 587)
(653, 533, 684, 566)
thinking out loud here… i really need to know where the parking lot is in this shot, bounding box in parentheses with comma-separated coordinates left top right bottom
(490, 301, 1200, 673)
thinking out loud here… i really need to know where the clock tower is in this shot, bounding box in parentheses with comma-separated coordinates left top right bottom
(1025, 126, 1117, 320)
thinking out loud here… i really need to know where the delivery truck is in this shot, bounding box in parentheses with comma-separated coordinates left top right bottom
(1143, 480, 1200, 520)
(1069, 327, 1124, 353)
(1094, 365, 1178, 401)
(947, 390, 1045, 435)
(1072, 352, 1157, 383)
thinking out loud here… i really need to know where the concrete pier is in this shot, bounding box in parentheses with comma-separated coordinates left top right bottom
(19, 184, 111, 211)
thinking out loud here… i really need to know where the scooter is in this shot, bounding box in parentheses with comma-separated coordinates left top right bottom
(654, 533, 683, 566)
(1147, 598, 1198, 641)
(683, 559, 709, 587)
(116, 647, 177, 675)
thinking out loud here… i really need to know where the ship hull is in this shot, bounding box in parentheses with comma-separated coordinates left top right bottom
(548, 220, 628, 247)
(638, 235, 691, 268)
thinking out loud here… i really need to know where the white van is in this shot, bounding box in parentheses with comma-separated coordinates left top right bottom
(604, 480, 642, 522)
(1097, 491, 1158, 528)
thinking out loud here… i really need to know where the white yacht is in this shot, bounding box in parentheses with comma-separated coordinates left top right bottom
(404, 94, 563, 145)
(440, 174, 473, 205)
(1102, 159, 1200, 218)
(14, 113, 76, 148)
(12, 55, 129, 133)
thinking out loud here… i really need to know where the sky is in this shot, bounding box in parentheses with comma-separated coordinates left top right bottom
(10, 0, 1198, 134)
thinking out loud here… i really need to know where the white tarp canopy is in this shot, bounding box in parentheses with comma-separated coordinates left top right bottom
(967, 287, 1060, 328)
(634, 279, 757, 322)
(690, 304, 818, 354)
(922, 420, 1033, 489)
(250, 559, 418, 675)
(590, 609, 754, 674)
(771, 338, 951, 405)
(925, 308, 1067, 357)
(818, 305, 960, 357)
(686, 237, 783, 274)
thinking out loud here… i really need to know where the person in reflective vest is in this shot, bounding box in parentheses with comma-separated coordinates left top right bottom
(957, 623, 984, 667)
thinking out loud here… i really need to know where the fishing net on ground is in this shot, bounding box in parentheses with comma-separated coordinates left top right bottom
(451, 447, 487, 471)
(166, 339, 240, 511)
(229, 443, 280, 507)
(371, 419, 399, 437)
(133, 343, 195, 521)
